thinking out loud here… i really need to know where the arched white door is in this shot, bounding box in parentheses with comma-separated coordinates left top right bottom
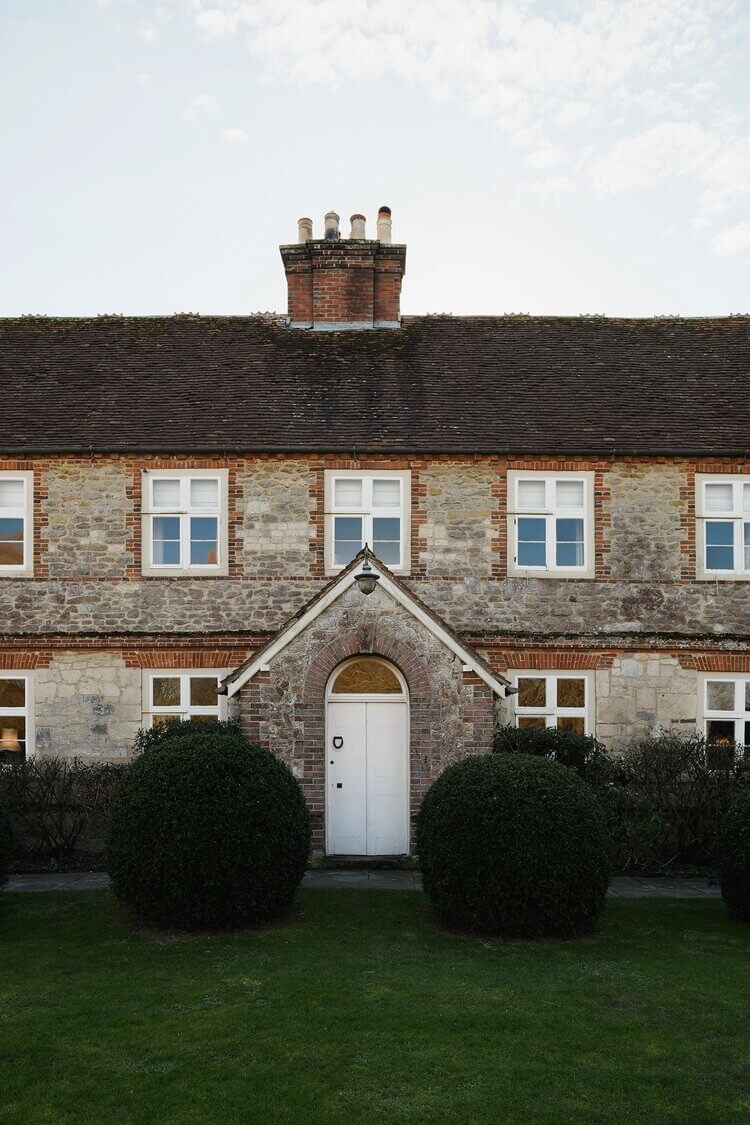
(325, 657, 409, 856)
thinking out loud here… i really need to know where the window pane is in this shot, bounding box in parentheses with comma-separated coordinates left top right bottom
(0, 480, 24, 506)
(706, 719, 736, 746)
(707, 680, 735, 712)
(190, 677, 219, 706)
(745, 681, 750, 712)
(556, 678, 585, 708)
(190, 516, 219, 565)
(705, 483, 733, 513)
(517, 480, 546, 509)
(333, 516, 362, 566)
(372, 480, 400, 507)
(189, 715, 219, 724)
(152, 677, 181, 707)
(518, 716, 547, 729)
(557, 716, 585, 734)
(745, 522, 750, 571)
(517, 517, 546, 566)
(153, 516, 181, 565)
(517, 677, 546, 707)
(190, 479, 219, 508)
(334, 479, 363, 507)
(556, 480, 584, 509)
(0, 715, 26, 759)
(0, 679, 25, 708)
(744, 484, 750, 513)
(556, 518, 584, 567)
(0, 519, 24, 566)
(705, 521, 734, 570)
(373, 516, 401, 564)
(332, 660, 402, 694)
(152, 479, 181, 509)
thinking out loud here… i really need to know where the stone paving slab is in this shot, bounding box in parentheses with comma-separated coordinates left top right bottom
(5, 871, 720, 897)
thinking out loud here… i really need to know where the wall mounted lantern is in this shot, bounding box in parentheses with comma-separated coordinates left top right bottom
(354, 546, 380, 596)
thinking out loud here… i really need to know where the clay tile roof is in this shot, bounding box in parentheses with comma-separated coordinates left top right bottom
(1, 313, 749, 455)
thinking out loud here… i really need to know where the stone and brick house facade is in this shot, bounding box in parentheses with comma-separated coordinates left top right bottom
(1, 206, 749, 855)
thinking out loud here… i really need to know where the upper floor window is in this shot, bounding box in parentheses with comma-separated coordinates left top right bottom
(143, 670, 227, 727)
(696, 475, 750, 580)
(0, 472, 33, 577)
(507, 471, 594, 578)
(702, 675, 750, 759)
(510, 670, 593, 735)
(0, 673, 33, 761)
(325, 470, 410, 574)
(141, 470, 228, 577)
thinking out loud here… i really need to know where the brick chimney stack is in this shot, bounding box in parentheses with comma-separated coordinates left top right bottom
(280, 207, 407, 330)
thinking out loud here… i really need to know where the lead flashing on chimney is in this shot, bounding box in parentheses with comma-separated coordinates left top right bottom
(286, 319, 402, 331)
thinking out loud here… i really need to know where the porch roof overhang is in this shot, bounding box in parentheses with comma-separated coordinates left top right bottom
(220, 550, 510, 699)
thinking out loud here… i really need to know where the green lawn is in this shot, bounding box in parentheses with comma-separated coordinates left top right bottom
(1, 890, 748, 1123)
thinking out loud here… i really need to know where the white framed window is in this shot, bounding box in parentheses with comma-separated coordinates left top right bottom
(510, 670, 594, 735)
(0, 672, 34, 761)
(696, 475, 750, 580)
(141, 469, 228, 577)
(0, 471, 33, 577)
(143, 670, 228, 727)
(507, 471, 594, 578)
(701, 674, 750, 753)
(325, 470, 410, 574)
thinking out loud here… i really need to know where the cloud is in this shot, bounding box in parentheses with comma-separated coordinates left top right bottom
(180, 1, 749, 246)
(187, 93, 219, 119)
(139, 19, 159, 43)
(221, 127, 249, 143)
(711, 221, 750, 258)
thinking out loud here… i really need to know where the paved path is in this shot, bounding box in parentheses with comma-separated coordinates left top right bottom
(5, 870, 720, 898)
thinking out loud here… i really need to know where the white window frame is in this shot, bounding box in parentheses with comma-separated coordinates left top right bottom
(507, 470, 595, 579)
(141, 469, 228, 577)
(0, 471, 34, 578)
(696, 474, 750, 581)
(0, 671, 35, 759)
(509, 669, 595, 735)
(142, 670, 229, 727)
(700, 673, 750, 750)
(324, 470, 411, 576)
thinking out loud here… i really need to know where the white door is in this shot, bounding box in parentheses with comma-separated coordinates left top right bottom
(327, 700, 408, 856)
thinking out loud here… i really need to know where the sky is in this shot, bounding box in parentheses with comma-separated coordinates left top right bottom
(1, 0, 749, 317)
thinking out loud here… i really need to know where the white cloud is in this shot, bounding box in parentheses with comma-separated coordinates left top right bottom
(187, 93, 219, 119)
(711, 221, 750, 258)
(139, 19, 159, 43)
(136, 71, 152, 84)
(180, 1, 749, 246)
(221, 126, 249, 143)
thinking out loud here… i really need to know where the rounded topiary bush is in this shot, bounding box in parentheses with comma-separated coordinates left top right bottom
(0, 800, 12, 893)
(107, 733, 310, 928)
(417, 753, 611, 938)
(718, 790, 750, 923)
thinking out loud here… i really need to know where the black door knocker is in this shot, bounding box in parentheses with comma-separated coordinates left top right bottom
(332, 736, 343, 749)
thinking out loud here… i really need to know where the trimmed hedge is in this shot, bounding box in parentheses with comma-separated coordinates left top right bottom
(0, 800, 11, 892)
(417, 753, 611, 938)
(718, 790, 750, 922)
(107, 732, 310, 929)
(132, 718, 243, 756)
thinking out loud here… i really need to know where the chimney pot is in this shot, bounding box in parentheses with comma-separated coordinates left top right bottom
(349, 213, 366, 239)
(324, 211, 340, 241)
(377, 206, 392, 244)
(297, 217, 313, 243)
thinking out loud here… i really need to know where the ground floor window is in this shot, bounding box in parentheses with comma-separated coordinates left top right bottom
(0, 673, 32, 761)
(703, 675, 750, 757)
(144, 671, 226, 727)
(511, 671, 592, 735)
